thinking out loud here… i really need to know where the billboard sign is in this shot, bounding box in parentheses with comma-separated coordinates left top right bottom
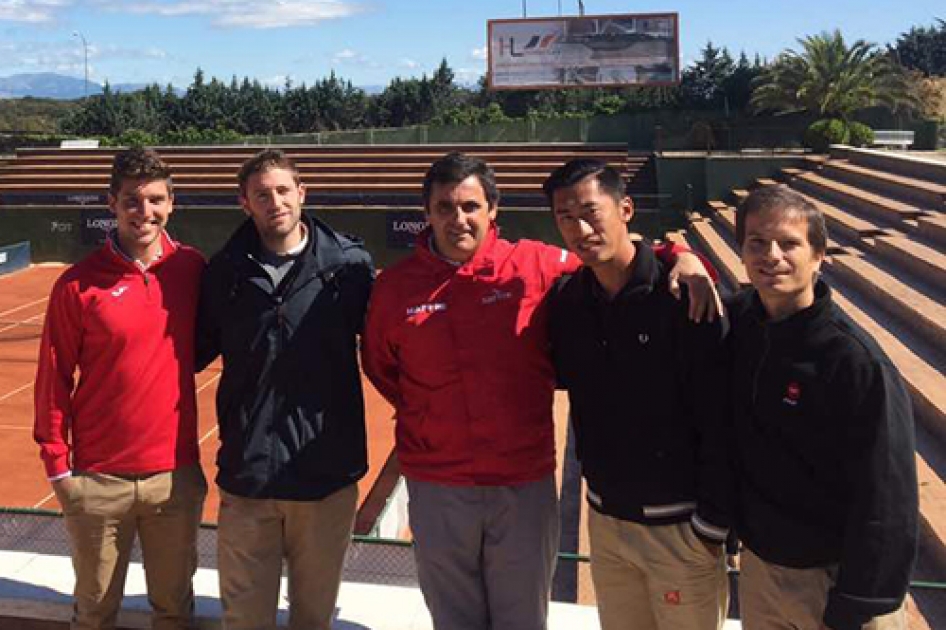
(488, 13, 679, 90)
(81, 209, 118, 246)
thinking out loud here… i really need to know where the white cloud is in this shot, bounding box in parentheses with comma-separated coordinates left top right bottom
(398, 58, 419, 69)
(98, 0, 365, 29)
(0, 0, 72, 23)
(332, 48, 368, 65)
(470, 46, 487, 61)
(0, 39, 168, 79)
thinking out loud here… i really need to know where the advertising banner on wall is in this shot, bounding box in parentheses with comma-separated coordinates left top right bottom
(488, 13, 679, 90)
(80, 209, 118, 246)
(386, 211, 428, 250)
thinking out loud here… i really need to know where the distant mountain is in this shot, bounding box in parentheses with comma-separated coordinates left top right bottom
(0, 73, 169, 99)
(0, 73, 100, 99)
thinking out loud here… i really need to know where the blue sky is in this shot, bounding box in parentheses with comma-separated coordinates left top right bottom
(0, 0, 943, 90)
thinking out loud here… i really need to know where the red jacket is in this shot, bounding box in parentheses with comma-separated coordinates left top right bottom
(363, 225, 577, 485)
(34, 233, 204, 479)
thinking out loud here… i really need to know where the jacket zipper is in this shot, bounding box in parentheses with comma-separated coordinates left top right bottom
(751, 325, 770, 407)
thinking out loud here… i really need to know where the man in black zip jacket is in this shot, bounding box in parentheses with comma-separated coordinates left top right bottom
(545, 159, 732, 630)
(728, 185, 917, 630)
(196, 150, 374, 630)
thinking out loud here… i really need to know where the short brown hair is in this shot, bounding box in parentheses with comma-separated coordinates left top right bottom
(237, 149, 301, 194)
(109, 148, 172, 196)
(735, 185, 828, 257)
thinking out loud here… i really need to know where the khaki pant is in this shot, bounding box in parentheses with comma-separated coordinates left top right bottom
(217, 483, 358, 630)
(739, 548, 906, 630)
(588, 509, 729, 630)
(54, 465, 207, 630)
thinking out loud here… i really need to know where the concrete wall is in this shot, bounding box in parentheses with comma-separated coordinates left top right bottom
(656, 153, 809, 214)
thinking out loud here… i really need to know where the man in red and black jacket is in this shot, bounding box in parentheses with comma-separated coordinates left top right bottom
(34, 149, 207, 630)
(362, 152, 719, 630)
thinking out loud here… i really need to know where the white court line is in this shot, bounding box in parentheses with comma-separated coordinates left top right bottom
(0, 312, 46, 335)
(32, 492, 55, 510)
(0, 425, 32, 431)
(197, 374, 221, 446)
(0, 297, 48, 319)
(0, 382, 33, 402)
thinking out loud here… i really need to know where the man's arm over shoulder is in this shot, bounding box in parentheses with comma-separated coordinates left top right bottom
(824, 350, 918, 630)
(33, 274, 83, 480)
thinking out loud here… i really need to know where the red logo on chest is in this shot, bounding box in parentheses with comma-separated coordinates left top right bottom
(664, 590, 681, 605)
(783, 381, 802, 406)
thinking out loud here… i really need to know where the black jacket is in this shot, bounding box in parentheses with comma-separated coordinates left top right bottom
(196, 213, 374, 500)
(728, 281, 918, 630)
(549, 243, 731, 543)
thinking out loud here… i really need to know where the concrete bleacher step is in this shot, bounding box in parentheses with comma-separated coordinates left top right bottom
(779, 167, 806, 181)
(863, 236, 946, 290)
(839, 146, 946, 187)
(821, 160, 946, 212)
(730, 189, 749, 205)
(686, 216, 750, 289)
(806, 195, 889, 241)
(791, 170, 930, 226)
(753, 177, 778, 188)
(825, 252, 946, 355)
(917, 216, 946, 249)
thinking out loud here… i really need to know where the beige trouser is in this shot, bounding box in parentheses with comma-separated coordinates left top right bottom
(739, 548, 906, 630)
(217, 483, 358, 630)
(589, 509, 729, 630)
(54, 465, 207, 630)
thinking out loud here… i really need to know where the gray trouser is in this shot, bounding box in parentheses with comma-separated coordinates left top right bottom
(406, 475, 560, 630)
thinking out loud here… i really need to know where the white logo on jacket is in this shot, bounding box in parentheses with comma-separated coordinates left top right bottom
(481, 289, 513, 305)
(406, 302, 447, 316)
(111, 286, 129, 298)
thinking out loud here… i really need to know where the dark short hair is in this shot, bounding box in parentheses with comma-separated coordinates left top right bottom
(238, 149, 301, 194)
(542, 158, 627, 206)
(421, 152, 499, 210)
(735, 185, 828, 257)
(109, 148, 172, 196)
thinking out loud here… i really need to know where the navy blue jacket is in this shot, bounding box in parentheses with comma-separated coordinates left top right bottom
(197, 213, 374, 500)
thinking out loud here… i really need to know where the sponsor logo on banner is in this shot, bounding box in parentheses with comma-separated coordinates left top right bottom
(386, 211, 428, 250)
(81, 209, 118, 245)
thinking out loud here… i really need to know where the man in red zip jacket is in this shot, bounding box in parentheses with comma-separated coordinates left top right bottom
(34, 149, 207, 630)
(362, 152, 718, 630)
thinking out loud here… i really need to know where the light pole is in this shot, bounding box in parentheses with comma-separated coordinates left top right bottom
(72, 30, 89, 98)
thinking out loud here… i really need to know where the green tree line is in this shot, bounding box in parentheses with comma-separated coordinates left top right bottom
(2, 20, 944, 146)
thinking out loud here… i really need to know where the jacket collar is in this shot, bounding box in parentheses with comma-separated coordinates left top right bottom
(104, 229, 178, 273)
(747, 279, 833, 340)
(224, 212, 349, 279)
(413, 221, 500, 275)
(581, 240, 660, 304)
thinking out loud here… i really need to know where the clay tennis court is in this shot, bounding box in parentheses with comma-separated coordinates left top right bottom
(0, 263, 398, 528)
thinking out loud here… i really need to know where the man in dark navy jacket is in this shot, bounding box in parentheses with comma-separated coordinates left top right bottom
(197, 150, 374, 630)
(728, 185, 917, 630)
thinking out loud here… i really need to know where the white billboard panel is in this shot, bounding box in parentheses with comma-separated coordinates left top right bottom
(488, 13, 680, 90)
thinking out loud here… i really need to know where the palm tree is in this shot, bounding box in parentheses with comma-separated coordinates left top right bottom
(751, 30, 914, 119)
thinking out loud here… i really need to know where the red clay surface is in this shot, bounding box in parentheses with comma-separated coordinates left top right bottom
(0, 265, 396, 527)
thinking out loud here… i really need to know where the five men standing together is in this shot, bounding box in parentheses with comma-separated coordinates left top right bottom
(33, 146, 917, 630)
